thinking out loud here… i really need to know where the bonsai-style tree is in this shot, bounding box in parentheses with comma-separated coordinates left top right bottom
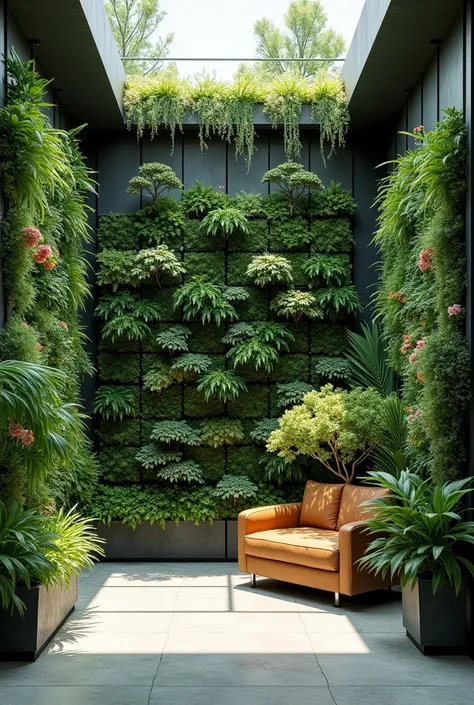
(127, 162, 183, 209)
(267, 384, 385, 483)
(261, 162, 323, 216)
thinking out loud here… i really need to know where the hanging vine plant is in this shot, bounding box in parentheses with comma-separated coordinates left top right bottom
(310, 75, 350, 163)
(190, 74, 229, 152)
(226, 75, 265, 168)
(263, 75, 308, 160)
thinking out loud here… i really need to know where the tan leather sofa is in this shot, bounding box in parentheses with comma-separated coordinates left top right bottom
(238, 480, 390, 606)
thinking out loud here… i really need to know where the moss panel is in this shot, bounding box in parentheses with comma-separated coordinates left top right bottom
(141, 386, 182, 419)
(270, 354, 309, 382)
(286, 322, 309, 353)
(142, 286, 182, 322)
(269, 218, 310, 252)
(227, 253, 253, 286)
(187, 323, 226, 354)
(96, 419, 141, 447)
(237, 288, 268, 321)
(228, 384, 269, 418)
(233, 361, 270, 384)
(184, 252, 226, 284)
(184, 219, 216, 251)
(285, 252, 310, 286)
(97, 215, 140, 251)
(184, 385, 225, 418)
(98, 353, 140, 384)
(228, 219, 268, 252)
(99, 335, 139, 353)
(227, 445, 265, 481)
(99, 447, 140, 483)
(310, 323, 349, 356)
(310, 219, 352, 253)
(185, 446, 226, 482)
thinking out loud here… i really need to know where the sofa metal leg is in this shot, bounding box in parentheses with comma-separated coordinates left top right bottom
(334, 592, 340, 608)
(250, 573, 256, 588)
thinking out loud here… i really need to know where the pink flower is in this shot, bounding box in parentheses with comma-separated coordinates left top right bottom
(36, 343, 43, 352)
(22, 227, 43, 248)
(409, 352, 417, 364)
(448, 304, 462, 316)
(34, 245, 52, 264)
(21, 322, 29, 329)
(417, 371, 424, 383)
(415, 339, 426, 350)
(413, 126, 424, 134)
(59, 321, 68, 329)
(8, 422, 34, 446)
(419, 248, 434, 273)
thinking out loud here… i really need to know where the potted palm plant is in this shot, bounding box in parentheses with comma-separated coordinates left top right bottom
(360, 470, 474, 654)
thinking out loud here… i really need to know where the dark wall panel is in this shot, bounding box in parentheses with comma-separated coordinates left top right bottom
(407, 80, 422, 150)
(142, 133, 183, 201)
(183, 133, 226, 192)
(268, 133, 309, 194)
(310, 137, 353, 192)
(439, 11, 464, 113)
(422, 52, 439, 131)
(6, 11, 29, 62)
(98, 130, 140, 214)
(396, 106, 407, 156)
(227, 133, 269, 196)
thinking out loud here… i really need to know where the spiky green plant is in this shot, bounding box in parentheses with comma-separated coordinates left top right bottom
(174, 277, 238, 326)
(200, 419, 244, 447)
(276, 381, 314, 408)
(126, 162, 183, 209)
(303, 254, 351, 286)
(270, 289, 322, 323)
(246, 253, 294, 287)
(213, 474, 258, 507)
(136, 444, 182, 470)
(261, 162, 323, 216)
(156, 460, 204, 485)
(156, 325, 192, 352)
(345, 322, 398, 396)
(150, 420, 201, 446)
(131, 246, 185, 285)
(92, 386, 137, 420)
(200, 206, 249, 240)
(197, 369, 247, 403)
(170, 354, 213, 382)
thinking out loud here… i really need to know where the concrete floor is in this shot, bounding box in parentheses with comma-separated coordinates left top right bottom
(0, 562, 473, 704)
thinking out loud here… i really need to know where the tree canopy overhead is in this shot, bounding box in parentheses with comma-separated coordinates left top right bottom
(254, 0, 346, 78)
(104, 0, 173, 75)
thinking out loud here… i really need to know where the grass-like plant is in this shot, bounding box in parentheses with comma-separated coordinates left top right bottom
(181, 180, 228, 217)
(127, 162, 183, 209)
(174, 276, 238, 326)
(303, 254, 351, 286)
(246, 253, 294, 287)
(136, 444, 182, 470)
(313, 285, 363, 320)
(276, 381, 314, 408)
(213, 474, 258, 507)
(360, 472, 474, 594)
(200, 206, 249, 241)
(92, 386, 137, 420)
(170, 354, 213, 382)
(197, 369, 247, 403)
(131, 246, 186, 285)
(200, 419, 244, 447)
(262, 162, 323, 216)
(101, 315, 151, 343)
(156, 325, 192, 353)
(156, 460, 204, 485)
(143, 362, 174, 393)
(345, 322, 398, 397)
(151, 420, 201, 446)
(250, 418, 280, 443)
(270, 289, 322, 323)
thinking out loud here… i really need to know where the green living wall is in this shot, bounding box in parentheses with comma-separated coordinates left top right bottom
(91, 164, 359, 524)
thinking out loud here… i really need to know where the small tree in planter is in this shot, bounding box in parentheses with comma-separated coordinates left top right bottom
(360, 470, 474, 654)
(127, 163, 183, 210)
(261, 162, 323, 216)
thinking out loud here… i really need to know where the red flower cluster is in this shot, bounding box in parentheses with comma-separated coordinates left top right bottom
(8, 422, 34, 446)
(419, 248, 434, 273)
(407, 408, 422, 424)
(22, 226, 43, 248)
(409, 338, 426, 364)
(400, 334, 413, 355)
(36, 343, 43, 352)
(388, 292, 406, 304)
(33, 244, 60, 270)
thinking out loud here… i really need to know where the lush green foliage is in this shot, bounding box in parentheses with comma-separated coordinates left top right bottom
(174, 277, 238, 325)
(250, 418, 280, 443)
(92, 386, 137, 420)
(276, 381, 315, 408)
(268, 384, 385, 483)
(143, 361, 174, 392)
(131, 245, 186, 284)
(136, 444, 182, 470)
(201, 420, 244, 447)
(271, 289, 322, 323)
(201, 207, 249, 240)
(345, 322, 398, 396)
(156, 460, 204, 485)
(303, 254, 350, 286)
(312, 284, 362, 320)
(312, 356, 351, 381)
(197, 369, 248, 403)
(156, 325, 191, 352)
(246, 253, 294, 286)
(151, 420, 201, 446)
(181, 180, 228, 217)
(95, 291, 161, 322)
(170, 354, 213, 382)
(214, 475, 258, 506)
(360, 472, 474, 594)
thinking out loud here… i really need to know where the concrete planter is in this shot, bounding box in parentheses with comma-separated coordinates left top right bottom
(97, 519, 238, 561)
(0, 575, 78, 661)
(402, 578, 467, 654)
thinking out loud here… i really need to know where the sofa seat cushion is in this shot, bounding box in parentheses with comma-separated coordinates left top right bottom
(245, 527, 339, 572)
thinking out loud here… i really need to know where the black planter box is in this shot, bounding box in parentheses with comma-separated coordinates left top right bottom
(0, 575, 78, 661)
(402, 578, 467, 654)
(97, 519, 238, 561)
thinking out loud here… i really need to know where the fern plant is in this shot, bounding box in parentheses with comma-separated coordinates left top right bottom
(259, 453, 307, 485)
(143, 362, 174, 392)
(313, 285, 363, 320)
(181, 180, 227, 216)
(197, 369, 247, 402)
(170, 354, 213, 382)
(222, 287, 250, 302)
(156, 460, 204, 485)
(92, 386, 137, 420)
(250, 418, 280, 443)
(213, 474, 258, 507)
(155, 325, 192, 353)
(313, 356, 352, 381)
(201, 419, 244, 447)
(227, 338, 279, 373)
(95, 291, 161, 322)
(101, 315, 151, 343)
(200, 206, 249, 240)
(136, 444, 182, 470)
(150, 420, 201, 446)
(221, 323, 256, 345)
(277, 381, 315, 408)
(303, 254, 351, 286)
(174, 277, 238, 326)
(131, 246, 185, 285)
(246, 253, 294, 287)
(271, 290, 322, 323)
(254, 322, 295, 351)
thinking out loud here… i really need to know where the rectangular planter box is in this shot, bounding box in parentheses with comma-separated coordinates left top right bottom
(0, 575, 78, 662)
(403, 579, 467, 655)
(97, 519, 238, 561)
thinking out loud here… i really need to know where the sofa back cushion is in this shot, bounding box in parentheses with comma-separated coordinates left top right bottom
(299, 480, 345, 531)
(336, 485, 389, 530)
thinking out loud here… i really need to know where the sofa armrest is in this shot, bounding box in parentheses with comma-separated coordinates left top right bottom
(238, 503, 302, 571)
(339, 521, 390, 596)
